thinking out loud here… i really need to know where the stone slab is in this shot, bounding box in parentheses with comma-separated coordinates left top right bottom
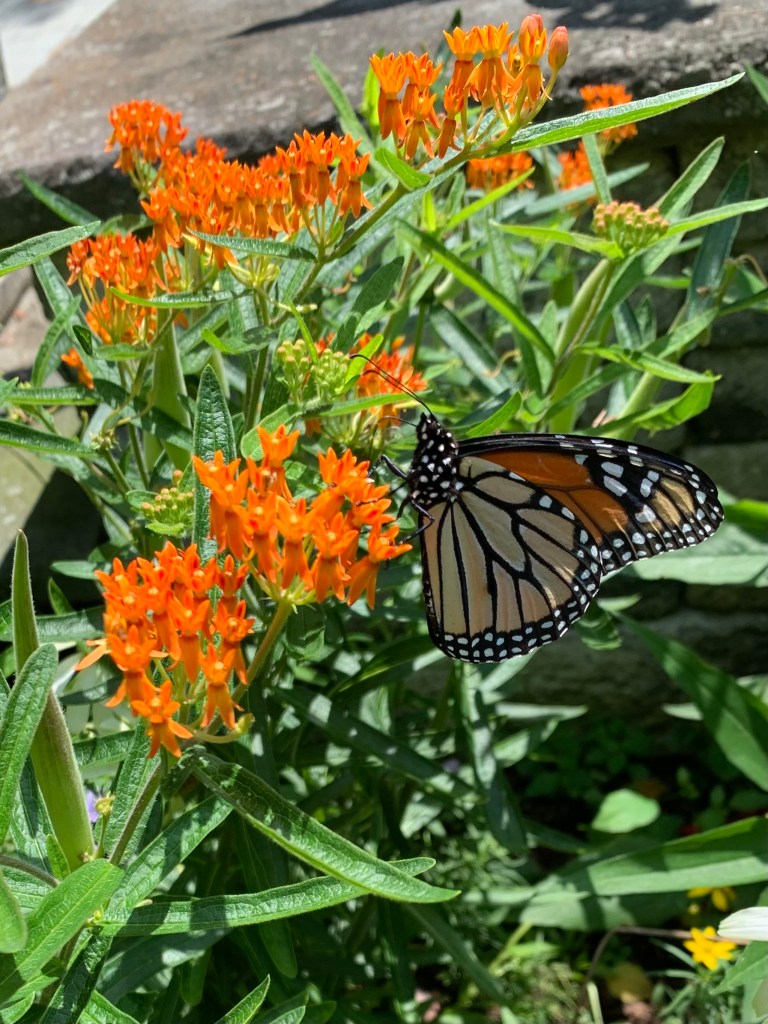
(1, 0, 767, 244)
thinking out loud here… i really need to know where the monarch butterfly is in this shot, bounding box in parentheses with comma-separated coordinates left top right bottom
(389, 412, 723, 663)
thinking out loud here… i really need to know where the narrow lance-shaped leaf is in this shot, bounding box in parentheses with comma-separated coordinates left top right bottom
(189, 749, 458, 904)
(0, 222, 100, 277)
(628, 622, 768, 791)
(0, 860, 123, 1005)
(193, 365, 237, 556)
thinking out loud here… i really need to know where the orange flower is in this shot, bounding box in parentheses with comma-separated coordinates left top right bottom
(370, 53, 408, 141)
(548, 26, 569, 71)
(60, 347, 94, 389)
(443, 26, 479, 95)
(276, 496, 313, 589)
(347, 526, 412, 608)
(106, 100, 187, 180)
(557, 142, 593, 191)
(437, 83, 465, 157)
(169, 590, 211, 684)
(130, 679, 192, 758)
(104, 625, 161, 709)
(311, 512, 357, 601)
(467, 23, 513, 105)
(199, 645, 239, 730)
(336, 135, 372, 218)
(193, 452, 250, 558)
(518, 14, 547, 63)
(212, 600, 254, 686)
(402, 53, 442, 119)
(244, 489, 280, 582)
(467, 152, 534, 191)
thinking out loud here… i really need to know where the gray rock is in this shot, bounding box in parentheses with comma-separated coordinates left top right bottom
(1, 0, 767, 245)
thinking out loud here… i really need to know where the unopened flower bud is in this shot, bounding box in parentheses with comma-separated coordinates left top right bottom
(548, 26, 569, 71)
(519, 14, 546, 62)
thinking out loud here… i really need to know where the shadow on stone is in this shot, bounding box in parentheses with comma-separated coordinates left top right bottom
(232, 0, 444, 37)
(533, 0, 717, 30)
(0, 469, 106, 613)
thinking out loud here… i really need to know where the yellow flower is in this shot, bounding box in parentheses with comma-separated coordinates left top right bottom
(684, 926, 737, 970)
(688, 885, 736, 912)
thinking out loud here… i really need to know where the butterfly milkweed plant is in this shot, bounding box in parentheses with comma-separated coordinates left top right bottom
(1, 16, 767, 1023)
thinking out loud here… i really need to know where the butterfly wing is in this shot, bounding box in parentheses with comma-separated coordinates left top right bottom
(416, 427, 722, 663)
(460, 433, 723, 572)
(419, 453, 603, 661)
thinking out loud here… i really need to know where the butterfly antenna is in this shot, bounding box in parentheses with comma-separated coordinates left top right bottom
(349, 353, 433, 417)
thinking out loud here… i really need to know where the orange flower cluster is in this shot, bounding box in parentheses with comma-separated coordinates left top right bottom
(82, 541, 254, 757)
(466, 151, 534, 191)
(105, 102, 373, 257)
(107, 99, 187, 187)
(369, 17, 568, 161)
(193, 426, 411, 609)
(60, 346, 94, 389)
(557, 145, 593, 191)
(66, 232, 164, 346)
(557, 83, 637, 192)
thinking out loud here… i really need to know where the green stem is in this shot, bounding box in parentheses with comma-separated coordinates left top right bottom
(246, 598, 294, 685)
(108, 764, 162, 866)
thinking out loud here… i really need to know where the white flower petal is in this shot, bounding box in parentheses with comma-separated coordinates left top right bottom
(718, 907, 768, 942)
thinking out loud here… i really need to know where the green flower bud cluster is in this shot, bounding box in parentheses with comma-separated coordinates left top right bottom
(276, 339, 349, 405)
(139, 476, 194, 536)
(593, 201, 669, 255)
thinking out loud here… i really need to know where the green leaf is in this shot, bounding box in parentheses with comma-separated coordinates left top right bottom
(112, 796, 232, 915)
(745, 63, 768, 107)
(254, 994, 306, 1024)
(214, 976, 270, 1024)
(335, 257, 404, 348)
(78, 991, 141, 1024)
(505, 75, 742, 152)
(38, 932, 113, 1024)
(276, 687, 474, 801)
(374, 148, 430, 189)
(9, 386, 98, 407)
(201, 326, 274, 356)
(583, 379, 714, 435)
(0, 222, 99, 278)
(578, 344, 719, 384)
(562, 817, 768, 897)
(0, 870, 26, 955)
(18, 172, 98, 226)
(428, 307, 506, 396)
(102, 727, 157, 862)
(713, 939, 768, 994)
(0, 608, 102, 645)
(407, 905, 509, 1005)
(189, 231, 316, 261)
(582, 132, 611, 205)
(687, 162, 749, 320)
(591, 789, 660, 833)
(397, 220, 552, 393)
(0, 645, 58, 845)
(189, 749, 458, 903)
(0, 860, 123, 1005)
(463, 393, 523, 438)
(0, 420, 97, 458)
(494, 222, 621, 259)
(627, 623, 768, 791)
(192, 365, 237, 556)
(101, 857, 435, 935)
(656, 138, 724, 216)
(667, 198, 768, 237)
(310, 54, 374, 155)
